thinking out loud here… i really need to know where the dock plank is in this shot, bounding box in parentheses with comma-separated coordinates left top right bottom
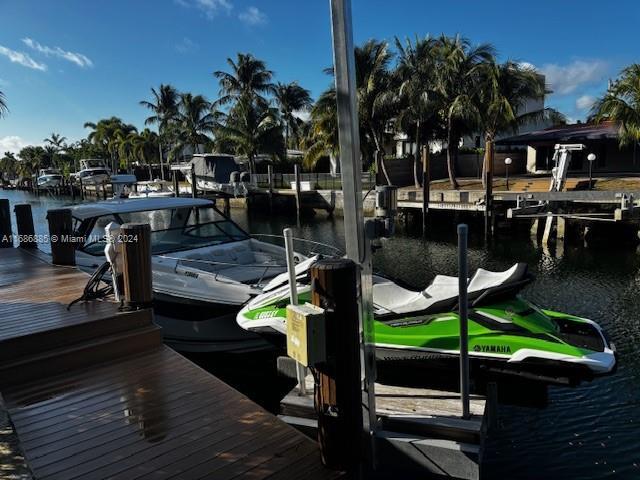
(0, 248, 341, 480)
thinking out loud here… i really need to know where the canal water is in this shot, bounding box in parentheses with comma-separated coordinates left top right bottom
(2, 189, 639, 479)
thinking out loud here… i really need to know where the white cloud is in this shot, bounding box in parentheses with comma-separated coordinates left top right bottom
(175, 37, 198, 53)
(536, 60, 608, 95)
(294, 110, 310, 122)
(0, 45, 47, 71)
(238, 6, 267, 26)
(22, 38, 93, 68)
(176, 0, 232, 19)
(0, 136, 30, 154)
(576, 94, 596, 111)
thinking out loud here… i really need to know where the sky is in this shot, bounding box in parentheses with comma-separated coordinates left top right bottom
(1, 0, 639, 154)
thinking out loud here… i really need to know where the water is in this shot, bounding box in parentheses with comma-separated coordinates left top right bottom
(2, 189, 639, 479)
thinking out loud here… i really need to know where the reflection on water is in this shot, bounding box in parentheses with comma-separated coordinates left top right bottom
(2, 190, 639, 478)
(231, 208, 640, 480)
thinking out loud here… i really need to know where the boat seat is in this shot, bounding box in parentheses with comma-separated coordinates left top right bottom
(374, 263, 530, 317)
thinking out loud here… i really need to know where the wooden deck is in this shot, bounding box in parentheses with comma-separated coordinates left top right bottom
(0, 248, 341, 480)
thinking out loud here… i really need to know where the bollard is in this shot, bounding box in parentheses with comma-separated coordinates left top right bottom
(311, 258, 362, 471)
(294, 164, 302, 218)
(484, 140, 494, 240)
(421, 145, 430, 235)
(14, 204, 36, 248)
(120, 223, 153, 310)
(173, 170, 179, 197)
(191, 164, 198, 198)
(0, 199, 13, 248)
(458, 224, 471, 419)
(47, 208, 75, 266)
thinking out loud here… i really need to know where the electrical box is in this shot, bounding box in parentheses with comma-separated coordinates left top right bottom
(286, 303, 326, 367)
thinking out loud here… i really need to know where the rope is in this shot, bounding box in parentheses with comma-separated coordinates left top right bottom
(67, 261, 114, 310)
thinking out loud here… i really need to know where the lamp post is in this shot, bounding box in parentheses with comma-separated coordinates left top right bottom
(587, 153, 596, 190)
(504, 157, 512, 191)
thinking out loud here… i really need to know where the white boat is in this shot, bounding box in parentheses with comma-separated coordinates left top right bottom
(71, 197, 306, 353)
(129, 180, 175, 198)
(74, 159, 111, 185)
(175, 153, 249, 195)
(36, 168, 63, 188)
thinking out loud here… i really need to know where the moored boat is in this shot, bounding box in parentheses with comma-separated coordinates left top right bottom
(236, 262, 617, 386)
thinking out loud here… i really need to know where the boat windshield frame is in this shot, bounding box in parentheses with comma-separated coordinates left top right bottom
(76, 204, 250, 256)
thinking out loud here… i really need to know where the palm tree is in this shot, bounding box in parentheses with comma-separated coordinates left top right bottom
(301, 88, 339, 172)
(215, 97, 283, 174)
(395, 35, 443, 187)
(133, 129, 160, 179)
(140, 84, 179, 179)
(43, 133, 68, 170)
(273, 82, 312, 155)
(0, 152, 17, 182)
(171, 93, 215, 159)
(214, 53, 275, 109)
(593, 64, 640, 149)
(0, 90, 7, 118)
(436, 35, 496, 189)
(84, 117, 137, 172)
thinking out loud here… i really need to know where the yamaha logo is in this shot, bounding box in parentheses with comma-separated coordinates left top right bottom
(474, 345, 511, 354)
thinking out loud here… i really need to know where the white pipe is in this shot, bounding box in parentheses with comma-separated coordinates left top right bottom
(284, 227, 306, 395)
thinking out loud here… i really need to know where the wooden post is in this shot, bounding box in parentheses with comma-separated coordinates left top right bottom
(191, 164, 198, 198)
(311, 258, 362, 471)
(172, 170, 179, 197)
(102, 180, 108, 200)
(14, 204, 36, 249)
(46, 208, 75, 266)
(421, 146, 430, 235)
(267, 164, 274, 212)
(120, 223, 153, 310)
(79, 177, 85, 200)
(484, 140, 494, 239)
(294, 163, 302, 218)
(223, 196, 231, 216)
(0, 199, 13, 248)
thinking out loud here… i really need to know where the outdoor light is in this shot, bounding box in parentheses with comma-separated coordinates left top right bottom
(587, 153, 596, 190)
(504, 157, 512, 191)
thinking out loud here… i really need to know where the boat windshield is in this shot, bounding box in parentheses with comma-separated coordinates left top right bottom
(80, 205, 249, 256)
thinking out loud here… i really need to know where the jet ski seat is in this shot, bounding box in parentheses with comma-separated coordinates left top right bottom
(373, 263, 531, 318)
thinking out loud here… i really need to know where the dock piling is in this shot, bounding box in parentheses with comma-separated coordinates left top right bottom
(458, 224, 471, 419)
(294, 164, 302, 219)
(46, 208, 75, 266)
(311, 257, 362, 471)
(172, 170, 179, 197)
(14, 204, 36, 249)
(191, 164, 198, 198)
(484, 140, 494, 240)
(422, 146, 430, 235)
(267, 164, 274, 212)
(120, 223, 153, 310)
(0, 199, 13, 248)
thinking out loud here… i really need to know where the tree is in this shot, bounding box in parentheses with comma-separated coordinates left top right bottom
(17, 146, 49, 182)
(84, 117, 137, 172)
(593, 64, 640, 148)
(133, 129, 160, 179)
(0, 152, 17, 182)
(140, 84, 179, 179)
(0, 90, 7, 118)
(43, 133, 68, 170)
(436, 35, 495, 189)
(215, 96, 283, 174)
(273, 81, 312, 154)
(395, 35, 443, 186)
(213, 53, 275, 109)
(171, 93, 215, 159)
(301, 88, 339, 171)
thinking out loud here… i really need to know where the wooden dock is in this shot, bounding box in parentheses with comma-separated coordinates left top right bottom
(0, 248, 341, 480)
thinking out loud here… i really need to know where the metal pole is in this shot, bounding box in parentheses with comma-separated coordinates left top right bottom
(457, 224, 470, 419)
(589, 161, 593, 190)
(284, 227, 306, 395)
(330, 0, 377, 463)
(506, 164, 510, 191)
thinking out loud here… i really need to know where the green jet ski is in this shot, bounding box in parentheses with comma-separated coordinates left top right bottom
(236, 262, 616, 386)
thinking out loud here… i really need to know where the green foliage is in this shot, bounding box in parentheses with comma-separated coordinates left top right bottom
(593, 64, 640, 147)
